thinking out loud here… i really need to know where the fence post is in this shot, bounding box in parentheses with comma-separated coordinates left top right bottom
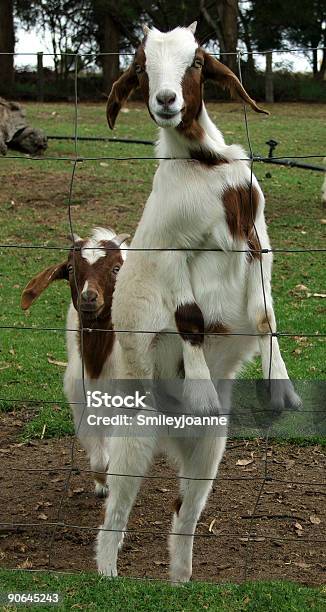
(265, 51, 274, 103)
(37, 52, 44, 102)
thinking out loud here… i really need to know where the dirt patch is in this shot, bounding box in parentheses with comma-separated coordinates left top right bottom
(0, 412, 325, 585)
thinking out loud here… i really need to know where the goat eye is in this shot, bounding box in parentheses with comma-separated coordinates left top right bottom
(135, 64, 143, 74)
(112, 265, 121, 275)
(194, 58, 203, 69)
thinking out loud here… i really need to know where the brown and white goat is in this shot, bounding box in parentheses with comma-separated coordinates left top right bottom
(95, 24, 301, 581)
(21, 228, 128, 496)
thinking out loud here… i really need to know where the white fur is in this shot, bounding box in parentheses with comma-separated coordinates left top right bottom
(96, 27, 301, 582)
(145, 27, 198, 128)
(81, 227, 117, 264)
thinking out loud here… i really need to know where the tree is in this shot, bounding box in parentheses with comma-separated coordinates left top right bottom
(16, 1, 96, 83)
(91, 1, 145, 93)
(250, 0, 326, 80)
(284, 0, 326, 80)
(0, 0, 15, 94)
(200, 0, 239, 73)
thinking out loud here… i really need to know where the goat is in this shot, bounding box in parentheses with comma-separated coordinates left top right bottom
(95, 23, 301, 582)
(21, 227, 129, 497)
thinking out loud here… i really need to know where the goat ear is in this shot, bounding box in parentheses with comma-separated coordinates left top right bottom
(21, 262, 68, 310)
(106, 65, 139, 129)
(202, 51, 269, 115)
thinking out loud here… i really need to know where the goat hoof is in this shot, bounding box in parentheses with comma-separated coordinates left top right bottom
(95, 482, 109, 498)
(170, 568, 192, 584)
(257, 380, 302, 416)
(97, 564, 118, 578)
(270, 380, 302, 413)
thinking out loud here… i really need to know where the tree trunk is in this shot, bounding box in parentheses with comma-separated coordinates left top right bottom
(217, 0, 239, 73)
(265, 51, 274, 103)
(238, 8, 255, 75)
(0, 0, 15, 95)
(100, 13, 120, 94)
(312, 48, 318, 77)
(315, 49, 326, 81)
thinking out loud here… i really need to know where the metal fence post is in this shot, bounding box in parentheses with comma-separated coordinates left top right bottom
(37, 51, 44, 102)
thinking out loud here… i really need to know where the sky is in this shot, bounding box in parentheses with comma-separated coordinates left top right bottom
(15, 27, 316, 73)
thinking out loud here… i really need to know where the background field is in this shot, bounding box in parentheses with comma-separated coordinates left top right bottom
(0, 102, 325, 606)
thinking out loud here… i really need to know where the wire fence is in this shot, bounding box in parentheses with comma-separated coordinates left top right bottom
(0, 47, 325, 585)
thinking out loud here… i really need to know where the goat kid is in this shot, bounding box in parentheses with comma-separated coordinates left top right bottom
(21, 227, 129, 497)
(94, 24, 301, 581)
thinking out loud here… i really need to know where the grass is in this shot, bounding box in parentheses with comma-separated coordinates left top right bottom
(0, 570, 324, 611)
(0, 101, 325, 440)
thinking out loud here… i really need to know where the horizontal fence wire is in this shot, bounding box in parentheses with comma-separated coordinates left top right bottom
(1, 325, 325, 337)
(1, 244, 326, 253)
(1, 46, 325, 56)
(0, 45, 325, 585)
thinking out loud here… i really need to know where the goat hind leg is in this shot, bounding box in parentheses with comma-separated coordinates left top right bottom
(169, 436, 226, 583)
(96, 435, 156, 577)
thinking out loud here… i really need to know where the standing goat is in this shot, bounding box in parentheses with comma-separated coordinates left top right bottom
(95, 24, 301, 581)
(21, 228, 128, 497)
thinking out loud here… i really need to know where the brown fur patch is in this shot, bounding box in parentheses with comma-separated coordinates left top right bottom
(247, 232, 262, 262)
(173, 496, 182, 515)
(189, 148, 229, 166)
(205, 322, 230, 336)
(222, 183, 260, 241)
(257, 314, 272, 334)
(80, 326, 115, 379)
(175, 302, 205, 346)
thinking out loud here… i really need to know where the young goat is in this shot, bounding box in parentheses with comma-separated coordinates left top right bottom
(95, 24, 301, 581)
(21, 227, 128, 497)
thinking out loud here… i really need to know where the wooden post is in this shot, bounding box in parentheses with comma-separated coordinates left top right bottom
(265, 51, 274, 103)
(37, 52, 44, 102)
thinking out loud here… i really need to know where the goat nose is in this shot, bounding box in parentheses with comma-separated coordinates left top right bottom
(81, 288, 98, 303)
(156, 89, 177, 107)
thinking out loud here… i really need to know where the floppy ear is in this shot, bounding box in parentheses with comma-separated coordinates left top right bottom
(21, 262, 68, 310)
(202, 51, 269, 115)
(106, 65, 139, 129)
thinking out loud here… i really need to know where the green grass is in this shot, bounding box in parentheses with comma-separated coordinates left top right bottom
(0, 570, 324, 611)
(0, 101, 325, 440)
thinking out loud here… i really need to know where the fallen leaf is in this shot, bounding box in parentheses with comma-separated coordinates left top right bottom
(209, 518, 217, 533)
(38, 513, 48, 521)
(47, 357, 68, 367)
(18, 558, 33, 569)
(153, 560, 167, 566)
(310, 514, 321, 525)
(294, 522, 303, 530)
(307, 293, 326, 299)
(320, 219, 326, 224)
(294, 561, 311, 570)
(236, 458, 254, 467)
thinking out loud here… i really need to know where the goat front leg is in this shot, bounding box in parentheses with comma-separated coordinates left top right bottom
(96, 434, 156, 577)
(247, 247, 301, 412)
(169, 435, 226, 583)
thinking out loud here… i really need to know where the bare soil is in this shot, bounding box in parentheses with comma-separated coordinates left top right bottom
(0, 411, 325, 585)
